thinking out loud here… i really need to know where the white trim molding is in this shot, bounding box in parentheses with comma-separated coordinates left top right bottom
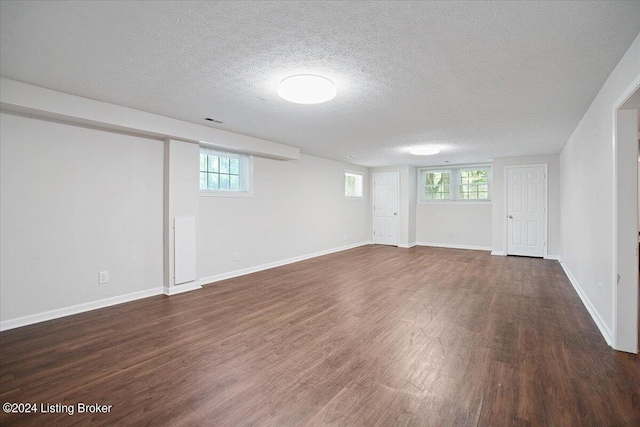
(558, 258, 613, 345)
(397, 242, 417, 249)
(163, 281, 202, 296)
(200, 241, 372, 285)
(0, 287, 164, 332)
(416, 242, 491, 252)
(491, 250, 506, 256)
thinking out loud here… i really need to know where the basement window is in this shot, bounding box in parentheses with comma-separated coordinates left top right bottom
(418, 166, 491, 202)
(199, 148, 252, 195)
(345, 171, 363, 198)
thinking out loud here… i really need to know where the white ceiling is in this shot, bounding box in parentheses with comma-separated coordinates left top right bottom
(1, 1, 639, 167)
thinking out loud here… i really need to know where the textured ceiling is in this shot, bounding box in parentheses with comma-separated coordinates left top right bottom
(1, 1, 640, 167)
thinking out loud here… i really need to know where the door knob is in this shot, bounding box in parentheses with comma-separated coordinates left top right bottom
(508, 215, 513, 219)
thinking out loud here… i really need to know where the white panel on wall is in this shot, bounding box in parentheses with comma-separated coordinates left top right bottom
(174, 216, 196, 285)
(528, 222, 538, 246)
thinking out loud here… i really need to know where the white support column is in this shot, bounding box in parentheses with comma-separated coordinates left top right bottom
(164, 139, 201, 295)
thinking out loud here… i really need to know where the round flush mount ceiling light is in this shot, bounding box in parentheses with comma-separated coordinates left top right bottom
(409, 145, 440, 156)
(278, 74, 337, 104)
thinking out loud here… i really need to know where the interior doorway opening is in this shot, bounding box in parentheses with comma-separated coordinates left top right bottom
(613, 81, 639, 353)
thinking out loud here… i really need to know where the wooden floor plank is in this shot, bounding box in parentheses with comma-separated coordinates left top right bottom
(1, 245, 638, 426)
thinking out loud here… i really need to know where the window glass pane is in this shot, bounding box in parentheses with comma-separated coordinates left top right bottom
(208, 156, 219, 173)
(230, 175, 240, 191)
(219, 174, 230, 190)
(207, 173, 219, 190)
(460, 169, 487, 184)
(421, 167, 489, 202)
(460, 185, 468, 199)
(200, 148, 251, 193)
(345, 176, 355, 197)
(345, 173, 363, 198)
(200, 153, 207, 172)
(220, 157, 230, 174)
(424, 171, 450, 200)
(459, 169, 488, 200)
(230, 158, 240, 175)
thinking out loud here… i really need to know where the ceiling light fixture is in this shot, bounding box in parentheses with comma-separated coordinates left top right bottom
(409, 145, 440, 156)
(278, 74, 337, 104)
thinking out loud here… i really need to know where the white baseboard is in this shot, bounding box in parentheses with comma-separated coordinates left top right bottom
(397, 242, 417, 249)
(558, 258, 613, 345)
(200, 241, 372, 286)
(0, 287, 164, 332)
(163, 281, 202, 296)
(490, 251, 558, 260)
(416, 242, 492, 252)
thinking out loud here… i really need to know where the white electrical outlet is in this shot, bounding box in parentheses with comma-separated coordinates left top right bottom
(99, 271, 109, 284)
(233, 252, 240, 261)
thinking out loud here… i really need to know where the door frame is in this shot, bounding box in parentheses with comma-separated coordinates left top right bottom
(372, 172, 400, 246)
(611, 74, 640, 353)
(503, 163, 549, 258)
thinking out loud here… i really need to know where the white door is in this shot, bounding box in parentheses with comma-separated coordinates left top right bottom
(506, 166, 546, 257)
(373, 173, 399, 246)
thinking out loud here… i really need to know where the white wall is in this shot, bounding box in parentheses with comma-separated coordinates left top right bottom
(492, 155, 561, 257)
(0, 113, 164, 322)
(559, 34, 640, 343)
(416, 203, 492, 249)
(374, 164, 493, 250)
(197, 154, 370, 280)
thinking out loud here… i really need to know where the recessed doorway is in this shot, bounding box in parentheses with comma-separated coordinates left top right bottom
(613, 79, 639, 354)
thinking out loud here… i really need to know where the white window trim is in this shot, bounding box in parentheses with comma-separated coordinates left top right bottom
(344, 170, 364, 200)
(417, 164, 492, 203)
(199, 191, 254, 198)
(199, 147, 254, 197)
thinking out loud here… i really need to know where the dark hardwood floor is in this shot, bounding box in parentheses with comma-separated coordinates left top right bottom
(1, 246, 638, 426)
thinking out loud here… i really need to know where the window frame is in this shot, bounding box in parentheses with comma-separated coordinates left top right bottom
(199, 147, 253, 197)
(418, 165, 491, 203)
(344, 170, 364, 199)
(421, 169, 452, 201)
